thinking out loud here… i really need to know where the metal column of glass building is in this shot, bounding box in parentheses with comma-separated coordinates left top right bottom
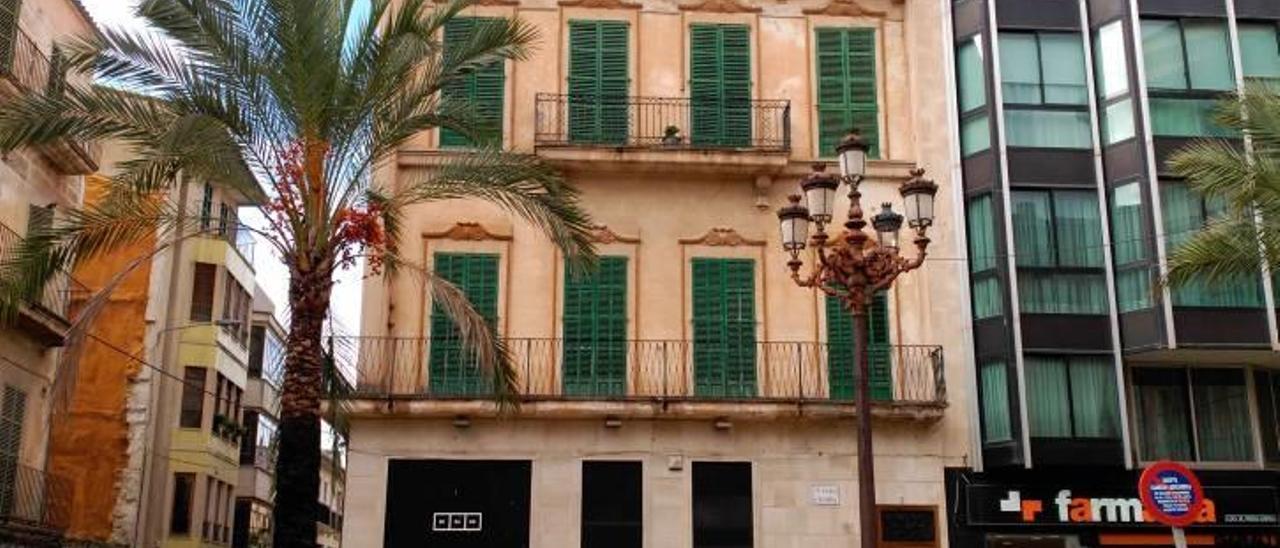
(946, 0, 1280, 546)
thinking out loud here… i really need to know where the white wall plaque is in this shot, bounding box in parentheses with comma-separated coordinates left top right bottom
(810, 484, 841, 506)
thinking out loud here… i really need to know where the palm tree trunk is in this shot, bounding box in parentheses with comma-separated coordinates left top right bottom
(273, 260, 333, 548)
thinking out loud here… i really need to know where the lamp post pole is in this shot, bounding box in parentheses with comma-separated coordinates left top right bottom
(776, 132, 937, 548)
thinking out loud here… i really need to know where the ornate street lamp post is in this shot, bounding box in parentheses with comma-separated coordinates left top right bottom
(776, 132, 937, 548)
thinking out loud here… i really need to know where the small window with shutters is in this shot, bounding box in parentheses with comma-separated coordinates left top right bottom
(826, 292, 891, 401)
(170, 472, 195, 536)
(1, 385, 26, 463)
(180, 367, 207, 429)
(562, 256, 628, 396)
(440, 17, 506, 148)
(190, 263, 217, 321)
(428, 252, 500, 395)
(815, 27, 879, 158)
(691, 258, 757, 398)
(689, 24, 752, 148)
(567, 20, 630, 145)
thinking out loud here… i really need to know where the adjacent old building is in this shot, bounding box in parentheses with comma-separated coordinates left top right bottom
(945, 0, 1280, 546)
(0, 0, 100, 545)
(232, 287, 284, 548)
(347, 0, 971, 546)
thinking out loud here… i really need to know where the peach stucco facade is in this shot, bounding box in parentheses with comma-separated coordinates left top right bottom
(349, 0, 973, 546)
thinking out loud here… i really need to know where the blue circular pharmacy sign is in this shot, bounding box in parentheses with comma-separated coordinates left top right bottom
(1138, 461, 1204, 528)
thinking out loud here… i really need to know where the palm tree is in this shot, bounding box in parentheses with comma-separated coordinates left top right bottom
(0, 0, 594, 545)
(1165, 84, 1280, 292)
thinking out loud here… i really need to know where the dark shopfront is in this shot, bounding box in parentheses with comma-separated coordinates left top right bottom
(946, 468, 1280, 548)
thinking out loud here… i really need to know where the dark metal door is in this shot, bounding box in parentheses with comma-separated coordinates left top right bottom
(384, 459, 532, 548)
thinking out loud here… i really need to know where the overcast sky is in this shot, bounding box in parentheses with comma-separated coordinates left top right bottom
(78, 0, 367, 335)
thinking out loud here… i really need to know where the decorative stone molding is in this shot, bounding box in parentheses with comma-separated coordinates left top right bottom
(679, 227, 766, 247)
(588, 224, 640, 244)
(435, 0, 519, 5)
(423, 222, 512, 241)
(801, 0, 899, 19)
(559, 0, 642, 9)
(678, 0, 762, 13)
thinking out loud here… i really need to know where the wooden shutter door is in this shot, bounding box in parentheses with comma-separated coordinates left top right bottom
(440, 18, 505, 148)
(690, 24, 752, 148)
(562, 256, 628, 396)
(0, 0, 19, 72)
(0, 385, 26, 515)
(826, 292, 891, 401)
(190, 263, 216, 321)
(428, 253, 500, 395)
(815, 28, 878, 158)
(692, 258, 756, 397)
(568, 21, 629, 145)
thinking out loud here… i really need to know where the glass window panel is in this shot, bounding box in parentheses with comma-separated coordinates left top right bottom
(1192, 369, 1254, 461)
(1110, 182, 1146, 265)
(1018, 272, 1109, 314)
(1000, 33, 1042, 104)
(1150, 98, 1233, 138)
(1095, 21, 1129, 99)
(1040, 33, 1088, 105)
(1025, 356, 1072, 437)
(957, 37, 987, 113)
(1184, 21, 1235, 91)
(1160, 183, 1265, 307)
(1241, 23, 1280, 82)
(1254, 370, 1280, 463)
(1134, 368, 1194, 461)
(1116, 268, 1155, 313)
(980, 361, 1013, 443)
(962, 114, 991, 156)
(967, 195, 997, 273)
(1004, 109, 1092, 148)
(972, 276, 1003, 320)
(1011, 192, 1054, 267)
(1053, 191, 1104, 268)
(1142, 20, 1188, 90)
(1068, 356, 1119, 438)
(1103, 99, 1136, 144)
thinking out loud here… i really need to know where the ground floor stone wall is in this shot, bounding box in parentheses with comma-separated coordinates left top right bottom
(344, 417, 965, 547)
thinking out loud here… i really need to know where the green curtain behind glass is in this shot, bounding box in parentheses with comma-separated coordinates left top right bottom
(1040, 33, 1087, 104)
(972, 277, 1002, 320)
(981, 361, 1013, 443)
(1192, 369, 1255, 461)
(1111, 183, 1146, 265)
(1160, 183, 1264, 307)
(1142, 20, 1187, 90)
(1184, 21, 1235, 91)
(1116, 268, 1154, 313)
(957, 39, 986, 113)
(1013, 192, 1054, 267)
(969, 196, 997, 272)
(1026, 356, 1072, 437)
(1068, 356, 1119, 438)
(1241, 23, 1280, 82)
(1134, 368, 1195, 461)
(962, 115, 991, 156)
(1000, 33, 1041, 103)
(1004, 110, 1092, 148)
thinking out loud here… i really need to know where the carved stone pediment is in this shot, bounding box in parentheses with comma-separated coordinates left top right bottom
(679, 227, 766, 247)
(424, 222, 512, 241)
(559, 0, 642, 9)
(801, 0, 897, 18)
(679, 0, 762, 14)
(588, 224, 640, 244)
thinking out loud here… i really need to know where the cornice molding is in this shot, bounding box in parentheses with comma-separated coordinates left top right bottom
(559, 0, 643, 9)
(588, 224, 641, 244)
(801, 0, 898, 19)
(678, 0, 762, 14)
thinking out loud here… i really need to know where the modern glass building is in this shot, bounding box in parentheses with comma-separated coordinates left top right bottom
(946, 0, 1280, 546)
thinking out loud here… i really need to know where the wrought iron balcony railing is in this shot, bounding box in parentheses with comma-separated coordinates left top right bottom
(0, 458, 71, 535)
(343, 337, 944, 406)
(0, 20, 99, 173)
(534, 93, 791, 152)
(0, 221, 88, 323)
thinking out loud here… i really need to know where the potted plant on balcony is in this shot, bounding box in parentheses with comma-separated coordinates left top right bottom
(662, 125, 683, 146)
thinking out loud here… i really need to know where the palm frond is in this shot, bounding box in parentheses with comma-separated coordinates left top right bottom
(1165, 214, 1278, 288)
(398, 149, 597, 273)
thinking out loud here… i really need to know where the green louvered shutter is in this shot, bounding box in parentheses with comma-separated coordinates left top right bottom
(689, 24, 752, 148)
(0, 1, 19, 73)
(815, 28, 879, 158)
(568, 20, 630, 144)
(562, 256, 628, 396)
(428, 253, 500, 395)
(0, 385, 25, 515)
(826, 292, 891, 401)
(692, 258, 757, 397)
(440, 17, 506, 148)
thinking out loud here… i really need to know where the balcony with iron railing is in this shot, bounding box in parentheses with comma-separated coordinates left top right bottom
(0, 222, 89, 346)
(0, 458, 71, 542)
(533, 94, 791, 171)
(343, 337, 945, 421)
(0, 22, 99, 174)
